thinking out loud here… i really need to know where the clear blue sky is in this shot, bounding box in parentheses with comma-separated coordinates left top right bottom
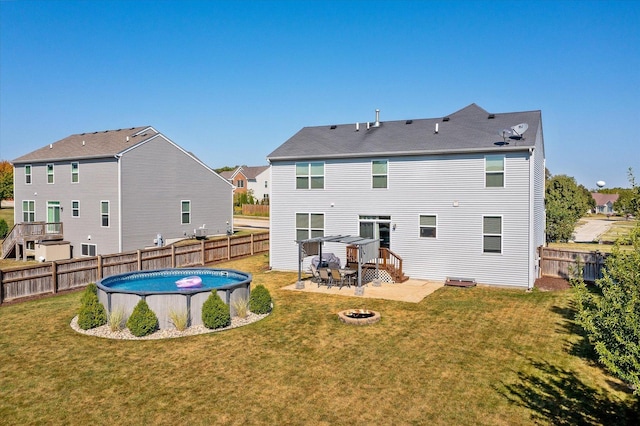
(1, 0, 638, 189)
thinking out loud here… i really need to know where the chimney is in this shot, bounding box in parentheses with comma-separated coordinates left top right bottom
(374, 109, 380, 127)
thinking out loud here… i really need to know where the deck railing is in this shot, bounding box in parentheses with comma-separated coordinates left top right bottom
(2, 222, 64, 259)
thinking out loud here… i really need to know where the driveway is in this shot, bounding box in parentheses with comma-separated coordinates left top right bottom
(573, 218, 614, 242)
(233, 216, 269, 230)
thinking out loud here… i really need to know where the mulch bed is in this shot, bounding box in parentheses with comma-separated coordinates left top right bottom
(534, 276, 571, 291)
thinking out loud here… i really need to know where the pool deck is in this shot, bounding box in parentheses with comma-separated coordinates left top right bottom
(282, 278, 445, 303)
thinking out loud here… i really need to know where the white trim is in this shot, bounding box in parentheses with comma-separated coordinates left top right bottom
(418, 214, 438, 239)
(181, 200, 191, 225)
(482, 214, 503, 254)
(46, 163, 54, 184)
(100, 200, 110, 228)
(71, 161, 79, 183)
(484, 154, 505, 188)
(71, 200, 80, 218)
(117, 156, 122, 252)
(371, 159, 389, 189)
(81, 243, 97, 257)
(25, 164, 32, 185)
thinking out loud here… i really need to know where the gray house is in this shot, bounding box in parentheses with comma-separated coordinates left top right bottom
(9, 126, 233, 259)
(267, 104, 546, 289)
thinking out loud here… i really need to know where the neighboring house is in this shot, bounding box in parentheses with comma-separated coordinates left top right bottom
(221, 165, 271, 202)
(591, 193, 619, 214)
(267, 104, 546, 289)
(9, 126, 233, 259)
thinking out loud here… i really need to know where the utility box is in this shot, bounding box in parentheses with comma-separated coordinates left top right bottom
(195, 228, 208, 240)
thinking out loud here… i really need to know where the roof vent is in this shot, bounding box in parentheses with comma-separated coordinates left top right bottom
(442, 117, 450, 122)
(49, 144, 53, 149)
(355, 122, 360, 131)
(330, 125, 337, 129)
(488, 114, 495, 119)
(126, 136, 130, 142)
(82, 140, 85, 146)
(374, 109, 380, 127)
(434, 123, 439, 134)
(405, 120, 413, 124)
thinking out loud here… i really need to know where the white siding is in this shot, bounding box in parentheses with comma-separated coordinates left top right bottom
(271, 151, 537, 287)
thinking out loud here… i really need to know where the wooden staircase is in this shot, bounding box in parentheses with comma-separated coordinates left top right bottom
(1, 222, 64, 260)
(345, 246, 409, 283)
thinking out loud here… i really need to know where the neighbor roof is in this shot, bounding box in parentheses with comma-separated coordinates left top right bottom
(12, 126, 158, 163)
(267, 104, 542, 161)
(591, 193, 619, 206)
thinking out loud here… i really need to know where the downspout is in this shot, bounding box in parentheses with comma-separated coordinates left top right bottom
(528, 147, 535, 290)
(116, 154, 122, 253)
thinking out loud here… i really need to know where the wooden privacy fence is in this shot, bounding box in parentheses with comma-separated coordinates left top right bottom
(539, 246, 607, 283)
(241, 204, 269, 216)
(0, 232, 269, 304)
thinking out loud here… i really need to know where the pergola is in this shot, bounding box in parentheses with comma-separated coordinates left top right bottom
(295, 235, 380, 292)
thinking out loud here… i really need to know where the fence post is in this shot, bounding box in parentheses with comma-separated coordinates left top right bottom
(0, 270, 4, 304)
(171, 245, 176, 268)
(251, 233, 254, 255)
(97, 255, 103, 279)
(51, 261, 58, 294)
(227, 236, 231, 260)
(201, 240, 205, 266)
(137, 250, 142, 271)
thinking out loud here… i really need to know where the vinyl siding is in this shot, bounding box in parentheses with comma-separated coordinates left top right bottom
(13, 159, 121, 256)
(271, 151, 537, 287)
(120, 135, 233, 251)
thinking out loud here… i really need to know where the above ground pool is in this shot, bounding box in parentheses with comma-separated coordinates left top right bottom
(96, 268, 252, 330)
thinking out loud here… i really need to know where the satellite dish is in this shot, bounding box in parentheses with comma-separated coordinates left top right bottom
(497, 129, 512, 145)
(596, 180, 606, 188)
(509, 123, 528, 139)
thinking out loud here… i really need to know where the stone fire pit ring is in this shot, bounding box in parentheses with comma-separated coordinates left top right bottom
(337, 309, 381, 325)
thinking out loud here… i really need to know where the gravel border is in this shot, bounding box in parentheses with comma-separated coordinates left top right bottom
(70, 311, 269, 340)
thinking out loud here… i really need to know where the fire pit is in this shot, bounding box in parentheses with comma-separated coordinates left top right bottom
(337, 309, 381, 325)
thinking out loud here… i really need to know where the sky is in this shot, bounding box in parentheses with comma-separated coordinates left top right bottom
(1, 0, 638, 189)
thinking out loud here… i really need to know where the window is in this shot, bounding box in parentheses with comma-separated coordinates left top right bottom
(22, 200, 35, 222)
(101, 201, 110, 227)
(25, 165, 32, 184)
(236, 180, 244, 188)
(372, 160, 388, 189)
(419, 215, 437, 238)
(47, 164, 54, 184)
(71, 162, 79, 183)
(81, 243, 97, 257)
(485, 155, 504, 187)
(296, 213, 324, 241)
(264, 180, 268, 188)
(181, 200, 191, 224)
(296, 162, 324, 189)
(483, 216, 502, 253)
(72, 200, 80, 217)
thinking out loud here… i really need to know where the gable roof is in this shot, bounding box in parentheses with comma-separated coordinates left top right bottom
(12, 126, 158, 163)
(219, 165, 269, 181)
(267, 104, 542, 161)
(591, 193, 619, 206)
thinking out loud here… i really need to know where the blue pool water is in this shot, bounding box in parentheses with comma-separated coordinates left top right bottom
(100, 269, 249, 293)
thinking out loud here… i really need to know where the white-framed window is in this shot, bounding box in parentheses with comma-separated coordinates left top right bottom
(296, 212, 324, 241)
(236, 180, 244, 188)
(72, 200, 80, 217)
(25, 165, 32, 184)
(81, 243, 97, 257)
(485, 155, 504, 187)
(296, 162, 324, 189)
(483, 215, 502, 253)
(100, 201, 110, 227)
(181, 200, 191, 224)
(71, 162, 79, 183)
(419, 215, 437, 238)
(47, 163, 54, 184)
(372, 160, 388, 189)
(23, 200, 35, 222)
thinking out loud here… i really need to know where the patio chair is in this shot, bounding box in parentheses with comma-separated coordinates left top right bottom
(309, 264, 321, 284)
(329, 268, 346, 289)
(318, 268, 331, 288)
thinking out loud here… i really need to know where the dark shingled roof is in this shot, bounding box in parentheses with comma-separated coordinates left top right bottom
(267, 104, 542, 161)
(12, 126, 158, 163)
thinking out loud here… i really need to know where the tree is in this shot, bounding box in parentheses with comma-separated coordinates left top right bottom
(0, 160, 13, 207)
(572, 224, 640, 394)
(545, 174, 593, 242)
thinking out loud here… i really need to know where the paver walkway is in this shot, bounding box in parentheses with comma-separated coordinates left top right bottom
(282, 278, 445, 303)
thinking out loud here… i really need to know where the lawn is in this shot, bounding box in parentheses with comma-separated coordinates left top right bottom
(0, 254, 637, 425)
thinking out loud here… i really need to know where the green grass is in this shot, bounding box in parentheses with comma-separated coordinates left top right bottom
(0, 206, 13, 228)
(0, 254, 637, 424)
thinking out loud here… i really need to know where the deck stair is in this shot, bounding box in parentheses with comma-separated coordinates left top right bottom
(346, 246, 409, 283)
(1, 222, 64, 260)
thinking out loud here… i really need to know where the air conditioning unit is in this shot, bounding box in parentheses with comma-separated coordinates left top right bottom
(195, 228, 207, 240)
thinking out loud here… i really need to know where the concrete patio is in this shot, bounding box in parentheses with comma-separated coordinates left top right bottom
(282, 278, 445, 303)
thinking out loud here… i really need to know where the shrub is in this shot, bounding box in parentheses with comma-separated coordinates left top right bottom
(230, 296, 249, 319)
(249, 285, 272, 314)
(0, 219, 8, 239)
(202, 291, 231, 329)
(108, 306, 125, 332)
(126, 299, 159, 337)
(77, 286, 107, 330)
(169, 309, 189, 331)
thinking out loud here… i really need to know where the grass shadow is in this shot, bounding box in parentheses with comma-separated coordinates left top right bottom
(501, 358, 639, 425)
(550, 301, 598, 361)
